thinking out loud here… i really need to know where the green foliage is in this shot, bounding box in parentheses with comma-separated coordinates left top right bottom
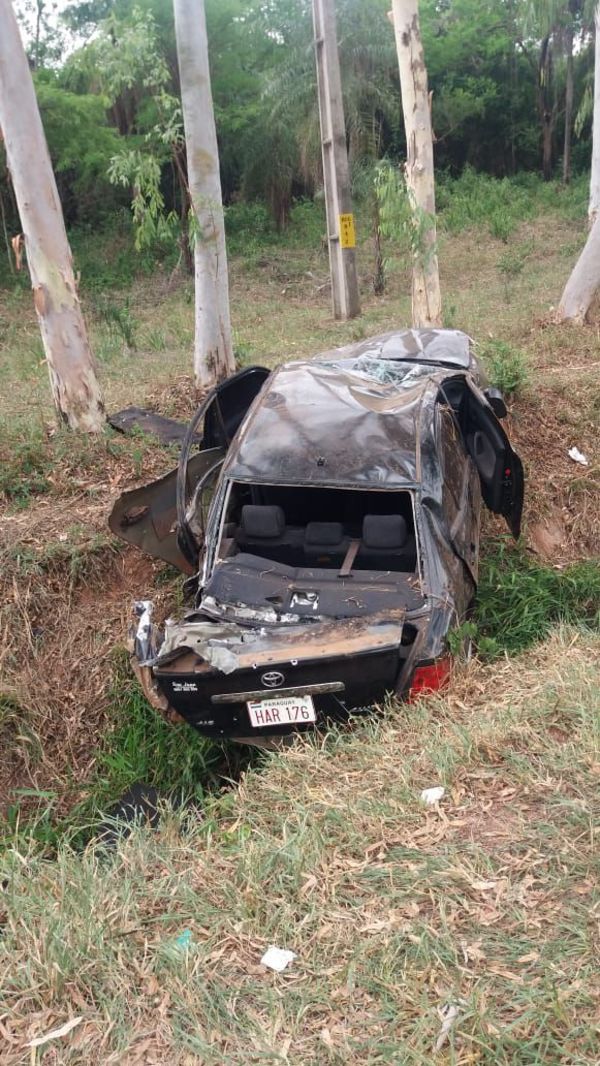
(0, 421, 50, 506)
(475, 542, 600, 657)
(479, 339, 529, 395)
(108, 150, 177, 250)
(85, 654, 227, 813)
(496, 242, 532, 301)
(437, 167, 536, 236)
(33, 75, 121, 223)
(67, 215, 176, 293)
(373, 160, 411, 280)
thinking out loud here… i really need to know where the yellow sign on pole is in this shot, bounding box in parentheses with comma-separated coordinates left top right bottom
(339, 213, 356, 249)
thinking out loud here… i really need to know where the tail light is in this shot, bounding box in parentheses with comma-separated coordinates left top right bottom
(409, 656, 451, 699)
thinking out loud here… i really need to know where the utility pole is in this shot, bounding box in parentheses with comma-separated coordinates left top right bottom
(312, 0, 360, 320)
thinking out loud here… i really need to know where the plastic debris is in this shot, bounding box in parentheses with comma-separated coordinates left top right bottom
(568, 447, 589, 467)
(434, 1003, 462, 1053)
(175, 929, 193, 950)
(175, 929, 193, 948)
(25, 1017, 83, 1049)
(421, 786, 445, 805)
(260, 946, 297, 972)
(133, 600, 160, 664)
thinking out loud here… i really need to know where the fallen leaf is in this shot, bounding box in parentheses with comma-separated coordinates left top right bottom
(25, 1017, 83, 1049)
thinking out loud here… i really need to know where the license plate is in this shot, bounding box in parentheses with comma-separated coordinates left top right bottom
(247, 694, 316, 728)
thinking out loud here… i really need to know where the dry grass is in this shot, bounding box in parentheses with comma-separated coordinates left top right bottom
(0, 629, 598, 1063)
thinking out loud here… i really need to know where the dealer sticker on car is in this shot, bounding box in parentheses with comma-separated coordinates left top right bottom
(247, 695, 316, 728)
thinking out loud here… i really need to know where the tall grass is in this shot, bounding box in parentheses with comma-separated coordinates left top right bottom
(476, 540, 600, 657)
(436, 167, 588, 238)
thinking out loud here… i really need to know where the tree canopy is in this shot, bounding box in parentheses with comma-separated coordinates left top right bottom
(1, 0, 596, 249)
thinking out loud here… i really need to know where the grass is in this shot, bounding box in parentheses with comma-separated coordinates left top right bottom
(0, 173, 599, 1056)
(78, 654, 244, 813)
(0, 417, 179, 508)
(0, 629, 598, 1062)
(475, 540, 600, 657)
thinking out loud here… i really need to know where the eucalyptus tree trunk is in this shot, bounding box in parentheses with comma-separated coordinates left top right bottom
(172, 0, 235, 387)
(590, 5, 600, 224)
(390, 0, 442, 327)
(558, 2, 600, 320)
(0, 0, 104, 431)
(557, 214, 600, 322)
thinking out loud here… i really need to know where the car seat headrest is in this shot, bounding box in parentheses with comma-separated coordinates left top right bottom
(240, 505, 285, 539)
(362, 514, 407, 550)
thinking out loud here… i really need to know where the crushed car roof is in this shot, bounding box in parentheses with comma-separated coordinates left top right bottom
(314, 327, 476, 369)
(222, 330, 478, 489)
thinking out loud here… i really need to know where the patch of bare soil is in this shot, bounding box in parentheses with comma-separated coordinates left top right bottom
(509, 383, 599, 561)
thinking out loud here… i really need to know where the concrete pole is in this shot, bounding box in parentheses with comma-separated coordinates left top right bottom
(312, 0, 361, 320)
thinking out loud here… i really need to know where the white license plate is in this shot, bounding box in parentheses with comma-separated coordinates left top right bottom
(247, 694, 316, 728)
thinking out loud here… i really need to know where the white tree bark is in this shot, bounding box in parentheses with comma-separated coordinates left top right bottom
(557, 213, 600, 323)
(390, 0, 442, 328)
(589, 5, 600, 224)
(0, 0, 104, 432)
(173, 0, 235, 388)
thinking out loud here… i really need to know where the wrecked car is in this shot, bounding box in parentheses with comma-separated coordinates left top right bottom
(109, 329, 524, 741)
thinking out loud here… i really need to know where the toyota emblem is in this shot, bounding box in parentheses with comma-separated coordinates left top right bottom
(261, 671, 285, 689)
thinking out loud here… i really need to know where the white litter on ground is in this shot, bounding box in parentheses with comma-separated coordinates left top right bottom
(260, 946, 297, 972)
(568, 447, 589, 466)
(421, 786, 445, 805)
(434, 1003, 463, 1052)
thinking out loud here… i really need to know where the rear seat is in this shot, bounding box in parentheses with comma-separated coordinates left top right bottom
(355, 514, 416, 572)
(304, 521, 348, 568)
(235, 505, 305, 566)
(235, 506, 416, 573)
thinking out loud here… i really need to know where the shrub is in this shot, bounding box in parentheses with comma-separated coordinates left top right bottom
(478, 338, 529, 395)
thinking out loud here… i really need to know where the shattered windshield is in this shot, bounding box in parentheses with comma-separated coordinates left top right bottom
(323, 358, 437, 388)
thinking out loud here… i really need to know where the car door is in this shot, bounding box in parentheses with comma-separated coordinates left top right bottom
(437, 405, 480, 580)
(463, 379, 524, 538)
(109, 366, 271, 573)
(109, 447, 225, 574)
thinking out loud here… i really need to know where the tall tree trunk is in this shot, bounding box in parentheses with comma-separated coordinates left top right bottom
(390, 0, 442, 328)
(563, 28, 574, 185)
(590, 5, 600, 223)
(0, 0, 104, 431)
(172, 0, 235, 388)
(538, 35, 555, 181)
(557, 213, 600, 322)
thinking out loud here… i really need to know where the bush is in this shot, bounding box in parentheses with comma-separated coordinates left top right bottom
(478, 338, 529, 395)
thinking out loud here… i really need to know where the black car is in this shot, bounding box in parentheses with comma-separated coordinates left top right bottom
(110, 329, 524, 742)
